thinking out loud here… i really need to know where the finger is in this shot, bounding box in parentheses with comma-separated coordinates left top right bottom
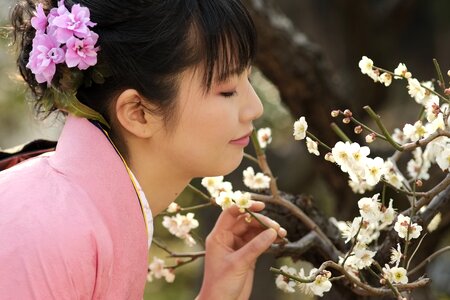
(232, 228, 277, 266)
(231, 213, 281, 236)
(213, 201, 266, 231)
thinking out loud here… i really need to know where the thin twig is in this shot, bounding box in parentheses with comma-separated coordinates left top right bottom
(363, 106, 403, 151)
(159, 203, 213, 215)
(270, 261, 429, 296)
(403, 174, 450, 214)
(408, 246, 450, 276)
(330, 122, 351, 142)
(406, 233, 427, 271)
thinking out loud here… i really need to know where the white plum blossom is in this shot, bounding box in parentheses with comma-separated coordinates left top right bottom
(308, 269, 332, 297)
(389, 266, 409, 284)
(392, 128, 406, 144)
(420, 81, 439, 107)
(384, 160, 404, 189)
(202, 176, 233, 198)
(257, 127, 272, 149)
(425, 97, 440, 122)
(275, 266, 297, 293)
(233, 191, 252, 212)
(358, 194, 382, 223)
(348, 179, 373, 194)
(147, 256, 175, 283)
(380, 199, 396, 229)
(166, 202, 180, 213)
(358, 56, 378, 82)
(349, 243, 376, 269)
(378, 73, 392, 86)
(359, 56, 374, 74)
(407, 78, 426, 104)
(424, 137, 449, 163)
(306, 137, 320, 156)
(394, 214, 423, 240)
(436, 147, 450, 171)
(407, 148, 431, 180)
(201, 176, 224, 195)
(426, 113, 445, 134)
(341, 216, 363, 243)
(215, 190, 234, 210)
(243, 167, 271, 190)
(162, 213, 199, 246)
(390, 243, 402, 267)
(403, 120, 427, 142)
(394, 63, 412, 79)
(293, 117, 308, 140)
(364, 157, 386, 186)
(383, 265, 408, 284)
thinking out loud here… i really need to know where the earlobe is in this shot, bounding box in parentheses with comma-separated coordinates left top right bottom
(115, 89, 155, 139)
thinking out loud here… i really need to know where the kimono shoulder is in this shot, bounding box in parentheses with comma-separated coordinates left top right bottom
(0, 154, 114, 299)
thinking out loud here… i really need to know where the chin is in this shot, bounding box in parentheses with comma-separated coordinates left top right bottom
(202, 154, 244, 178)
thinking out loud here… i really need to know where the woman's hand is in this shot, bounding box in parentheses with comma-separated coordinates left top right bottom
(196, 201, 287, 300)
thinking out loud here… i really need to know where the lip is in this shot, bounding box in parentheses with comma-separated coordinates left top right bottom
(230, 131, 253, 146)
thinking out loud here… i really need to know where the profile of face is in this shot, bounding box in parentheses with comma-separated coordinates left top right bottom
(145, 66, 263, 179)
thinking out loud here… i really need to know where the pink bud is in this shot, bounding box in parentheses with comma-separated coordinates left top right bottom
(343, 109, 353, 117)
(365, 133, 376, 143)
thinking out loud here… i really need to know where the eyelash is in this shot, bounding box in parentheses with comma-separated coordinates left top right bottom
(219, 77, 252, 98)
(221, 91, 237, 98)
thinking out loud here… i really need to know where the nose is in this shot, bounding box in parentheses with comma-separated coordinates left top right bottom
(240, 82, 264, 123)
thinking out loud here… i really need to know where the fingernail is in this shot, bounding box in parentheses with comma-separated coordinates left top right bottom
(279, 227, 287, 236)
(269, 220, 280, 228)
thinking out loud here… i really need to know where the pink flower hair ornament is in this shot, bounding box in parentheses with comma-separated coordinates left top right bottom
(26, 1, 99, 86)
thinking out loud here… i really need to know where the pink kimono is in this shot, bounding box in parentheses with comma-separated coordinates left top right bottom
(0, 116, 151, 299)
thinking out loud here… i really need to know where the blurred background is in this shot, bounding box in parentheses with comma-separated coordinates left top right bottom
(1, 0, 450, 299)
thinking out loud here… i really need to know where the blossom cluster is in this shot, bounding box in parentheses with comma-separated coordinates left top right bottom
(147, 256, 175, 283)
(329, 194, 395, 273)
(27, 1, 99, 85)
(275, 265, 332, 297)
(201, 176, 253, 212)
(358, 56, 450, 176)
(162, 213, 199, 247)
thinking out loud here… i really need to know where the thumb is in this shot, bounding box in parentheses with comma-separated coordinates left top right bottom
(234, 228, 277, 266)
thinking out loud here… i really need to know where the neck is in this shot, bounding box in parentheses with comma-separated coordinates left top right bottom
(127, 143, 191, 216)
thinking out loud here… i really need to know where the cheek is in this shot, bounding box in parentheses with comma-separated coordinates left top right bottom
(171, 122, 243, 177)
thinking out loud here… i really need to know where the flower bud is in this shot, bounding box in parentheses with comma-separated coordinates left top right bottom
(447, 70, 450, 77)
(324, 152, 335, 163)
(415, 180, 423, 187)
(445, 88, 450, 96)
(365, 133, 376, 143)
(354, 126, 363, 134)
(404, 71, 412, 79)
(379, 278, 386, 285)
(331, 110, 340, 118)
(342, 117, 351, 124)
(343, 109, 353, 117)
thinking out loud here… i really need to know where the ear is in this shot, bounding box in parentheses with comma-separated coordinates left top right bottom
(114, 89, 159, 138)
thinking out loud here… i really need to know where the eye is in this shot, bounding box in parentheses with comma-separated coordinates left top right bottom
(220, 91, 237, 98)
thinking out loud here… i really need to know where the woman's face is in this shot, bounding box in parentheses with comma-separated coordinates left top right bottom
(149, 66, 263, 179)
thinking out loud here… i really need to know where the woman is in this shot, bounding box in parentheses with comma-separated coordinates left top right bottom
(0, 0, 286, 299)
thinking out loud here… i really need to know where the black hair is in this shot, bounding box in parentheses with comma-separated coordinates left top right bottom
(10, 0, 257, 127)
